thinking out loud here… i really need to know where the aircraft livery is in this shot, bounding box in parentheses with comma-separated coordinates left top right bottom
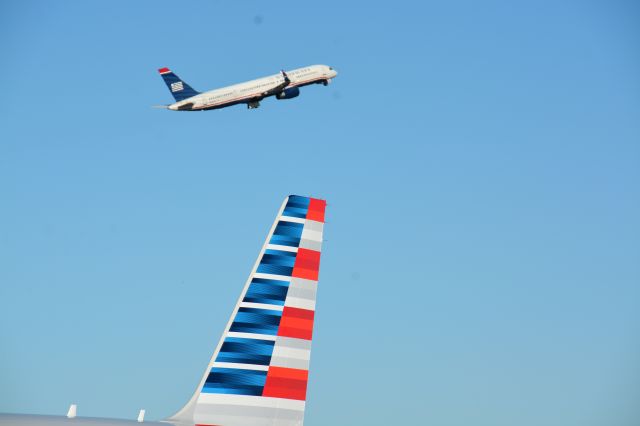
(169, 195, 326, 426)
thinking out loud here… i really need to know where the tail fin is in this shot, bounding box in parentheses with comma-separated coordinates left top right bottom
(158, 67, 200, 101)
(169, 195, 326, 426)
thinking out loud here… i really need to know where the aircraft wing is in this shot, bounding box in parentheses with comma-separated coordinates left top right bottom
(259, 70, 291, 97)
(0, 413, 174, 425)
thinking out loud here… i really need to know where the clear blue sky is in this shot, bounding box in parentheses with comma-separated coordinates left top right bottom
(1, 1, 639, 425)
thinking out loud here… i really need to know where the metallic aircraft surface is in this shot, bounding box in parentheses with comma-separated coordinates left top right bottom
(1, 195, 327, 426)
(157, 65, 337, 111)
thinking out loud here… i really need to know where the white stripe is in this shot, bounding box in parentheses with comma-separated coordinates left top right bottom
(239, 302, 284, 311)
(198, 393, 306, 411)
(279, 215, 305, 224)
(212, 362, 269, 371)
(266, 244, 298, 253)
(284, 297, 316, 311)
(272, 345, 311, 361)
(269, 356, 310, 371)
(253, 272, 291, 281)
(226, 332, 277, 341)
(301, 229, 322, 243)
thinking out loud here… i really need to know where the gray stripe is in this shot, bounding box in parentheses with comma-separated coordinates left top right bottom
(288, 277, 317, 301)
(195, 414, 303, 426)
(299, 238, 322, 251)
(276, 336, 312, 351)
(289, 277, 317, 290)
(270, 355, 310, 370)
(286, 284, 317, 301)
(304, 220, 323, 232)
(195, 404, 304, 423)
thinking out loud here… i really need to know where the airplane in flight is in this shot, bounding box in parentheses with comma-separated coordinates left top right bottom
(0, 195, 327, 426)
(156, 65, 338, 111)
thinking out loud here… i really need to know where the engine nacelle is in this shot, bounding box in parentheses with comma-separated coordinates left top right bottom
(276, 87, 300, 100)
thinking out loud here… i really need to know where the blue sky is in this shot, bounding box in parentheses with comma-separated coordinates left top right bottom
(1, 1, 639, 425)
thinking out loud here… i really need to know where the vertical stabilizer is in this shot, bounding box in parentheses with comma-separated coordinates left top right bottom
(158, 67, 200, 102)
(66, 404, 77, 419)
(169, 195, 326, 426)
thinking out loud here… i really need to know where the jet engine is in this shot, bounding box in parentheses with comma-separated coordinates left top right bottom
(276, 87, 300, 100)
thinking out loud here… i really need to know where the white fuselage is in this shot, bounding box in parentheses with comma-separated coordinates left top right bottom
(168, 64, 337, 111)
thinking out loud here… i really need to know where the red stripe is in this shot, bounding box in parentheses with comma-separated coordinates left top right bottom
(283, 306, 315, 320)
(262, 366, 309, 401)
(306, 198, 326, 223)
(278, 306, 315, 340)
(292, 248, 321, 281)
(158, 67, 170, 74)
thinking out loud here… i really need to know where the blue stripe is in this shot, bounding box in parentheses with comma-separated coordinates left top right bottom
(216, 337, 275, 365)
(257, 249, 297, 276)
(264, 249, 297, 257)
(262, 249, 297, 263)
(243, 278, 290, 306)
(256, 263, 293, 276)
(283, 195, 310, 219)
(270, 221, 304, 247)
(202, 367, 267, 395)
(230, 307, 282, 335)
(259, 250, 296, 264)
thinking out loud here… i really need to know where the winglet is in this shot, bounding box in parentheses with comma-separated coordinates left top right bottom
(281, 70, 291, 85)
(67, 404, 77, 419)
(138, 409, 146, 423)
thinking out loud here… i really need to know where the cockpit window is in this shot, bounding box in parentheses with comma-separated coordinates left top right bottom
(329, 67, 333, 70)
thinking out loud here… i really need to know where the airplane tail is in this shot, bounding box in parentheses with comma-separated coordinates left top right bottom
(158, 67, 200, 101)
(168, 195, 327, 426)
